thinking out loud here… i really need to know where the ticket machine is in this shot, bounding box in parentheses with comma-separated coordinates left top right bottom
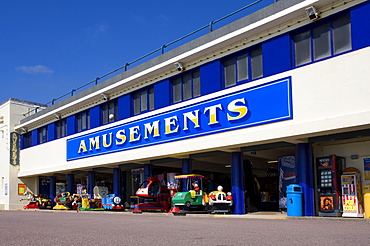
(316, 155, 345, 217)
(341, 167, 364, 217)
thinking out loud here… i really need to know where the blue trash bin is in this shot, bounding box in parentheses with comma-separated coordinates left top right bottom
(286, 184, 303, 216)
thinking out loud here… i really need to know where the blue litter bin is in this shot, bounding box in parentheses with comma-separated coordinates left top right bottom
(286, 184, 303, 216)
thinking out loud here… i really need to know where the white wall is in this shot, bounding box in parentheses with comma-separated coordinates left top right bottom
(19, 47, 370, 179)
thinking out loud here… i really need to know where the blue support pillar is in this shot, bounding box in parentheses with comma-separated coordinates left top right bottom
(231, 152, 245, 215)
(296, 143, 315, 216)
(87, 171, 95, 196)
(182, 159, 192, 191)
(49, 176, 56, 201)
(113, 168, 121, 197)
(144, 164, 152, 181)
(67, 174, 74, 194)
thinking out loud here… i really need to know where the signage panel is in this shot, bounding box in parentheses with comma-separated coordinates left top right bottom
(67, 78, 292, 161)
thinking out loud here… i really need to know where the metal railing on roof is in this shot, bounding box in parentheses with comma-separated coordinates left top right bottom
(40, 0, 264, 111)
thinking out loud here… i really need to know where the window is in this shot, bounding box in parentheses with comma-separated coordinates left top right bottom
(223, 47, 263, 88)
(133, 87, 154, 115)
(55, 118, 67, 139)
(294, 14, 351, 66)
(23, 132, 32, 148)
(76, 110, 90, 132)
(38, 126, 47, 144)
(172, 70, 200, 103)
(101, 100, 118, 124)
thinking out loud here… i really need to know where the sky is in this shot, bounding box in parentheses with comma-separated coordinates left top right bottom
(1, 0, 273, 106)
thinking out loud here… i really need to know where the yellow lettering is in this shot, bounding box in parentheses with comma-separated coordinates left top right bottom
(227, 98, 248, 121)
(102, 133, 113, 148)
(204, 104, 223, 125)
(115, 129, 127, 145)
(129, 126, 141, 142)
(78, 140, 87, 153)
(164, 116, 179, 134)
(183, 110, 200, 130)
(89, 136, 100, 151)
(144, 121, 160, 139)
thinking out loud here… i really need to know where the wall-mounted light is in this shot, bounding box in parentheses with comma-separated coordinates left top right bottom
(267, 160, 278, 164)
(174, 62, 185, 72)
(305, 6, 320, 21)
(225, 165, 231, 168)
(54, 113, 61, 120)
(20, 127, 28, 133)
(101, 93, 109, 101)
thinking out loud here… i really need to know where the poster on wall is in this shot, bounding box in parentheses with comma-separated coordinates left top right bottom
(364, 158, 370, 180)
(18, 184, 27, 195)
(278, 156, 296, 209)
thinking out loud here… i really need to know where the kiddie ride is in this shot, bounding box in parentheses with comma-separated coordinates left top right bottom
(171, 174, 233, 215)
(21, 191, 54, 209)
(132, 176, 169, 213)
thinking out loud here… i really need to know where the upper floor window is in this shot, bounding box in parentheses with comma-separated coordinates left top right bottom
(23, 132, 32, 148)
(76, 110, 90, 132)
(55, 118, 67, 139)
(101, 100, 118, 124)
(172, 70, 200, 103)
(38, 126, 47, 144)
(223, 47, 263, 88)
(133, 86, 154, 115)
(294, 13, 351, 66)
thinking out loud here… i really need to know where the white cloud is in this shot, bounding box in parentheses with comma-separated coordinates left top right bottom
(16, 65, 53, 74)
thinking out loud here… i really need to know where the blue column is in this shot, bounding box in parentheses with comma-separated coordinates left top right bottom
(231, 152, 245, 215)
(144, 164, 152, 181)
(67, 174, 74, 194)
(181, 159, 192, 191)
(87, 171, 95, 196)
(113, 168, 121, 197)
(296, 143, 315, 216)
(49, 176, 56, 201)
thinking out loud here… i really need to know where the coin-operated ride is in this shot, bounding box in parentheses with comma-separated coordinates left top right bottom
(53, 192, 72, 210)
(171, 174, 209, 213)
(21, 192, 53, 209)
(132, 176, 169, 213)
(208, 185, 233, 213)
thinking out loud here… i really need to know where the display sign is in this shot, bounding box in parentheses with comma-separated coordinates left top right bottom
(364, 158, 370, 180)
(67, 78, 293, 161)
(10, 132, 20, 165)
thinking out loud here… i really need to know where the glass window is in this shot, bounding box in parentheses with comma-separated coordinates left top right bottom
(171, 70, 201, 103)
(76, 110, 90, 132)
(23, 132, 32, 148)
(224, 58, 236, 87)
(38, 126, 47, 144)
(223, 47, 263, 87)
(313, 23, 331, 61)
(294, 13, 351, 66)
(133, 86, 154, 115)
(251, 48, 263, 79)
(333, 14, 351, 55)
(55, 118, 67, 139)
(101, 100, 118, 125)
(294, 31, 311, 66)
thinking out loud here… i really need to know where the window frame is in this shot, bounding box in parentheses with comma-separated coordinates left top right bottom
(171, 69, 200, 104)
(101, 99, 118, 125)
(293, 12, 351, 67)
(38, 126, 48, 144)
(132, 86, 154, 115)
(222, 46, 263, 88)
(76, 109, 90, 133)
(55, 118, 67, 139)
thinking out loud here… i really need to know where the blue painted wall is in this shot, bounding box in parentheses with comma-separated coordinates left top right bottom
(118, 94, 131, 120)
(47, 123, 55, 141)
(31, 129, 38, 146)
(200, 60, 221, 95)
(351, 1, 370, 50)
(90, 105, 100, 128)
(263, 34, 291, 76)
(66, 115, 76, 136)
(154, 79, 171, 109)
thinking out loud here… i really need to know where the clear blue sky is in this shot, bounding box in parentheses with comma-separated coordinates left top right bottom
(1, 0, 272, 105)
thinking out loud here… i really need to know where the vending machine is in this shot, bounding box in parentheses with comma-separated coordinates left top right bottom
(341, 167, 364, 217)
(316, 155, 346, 217)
